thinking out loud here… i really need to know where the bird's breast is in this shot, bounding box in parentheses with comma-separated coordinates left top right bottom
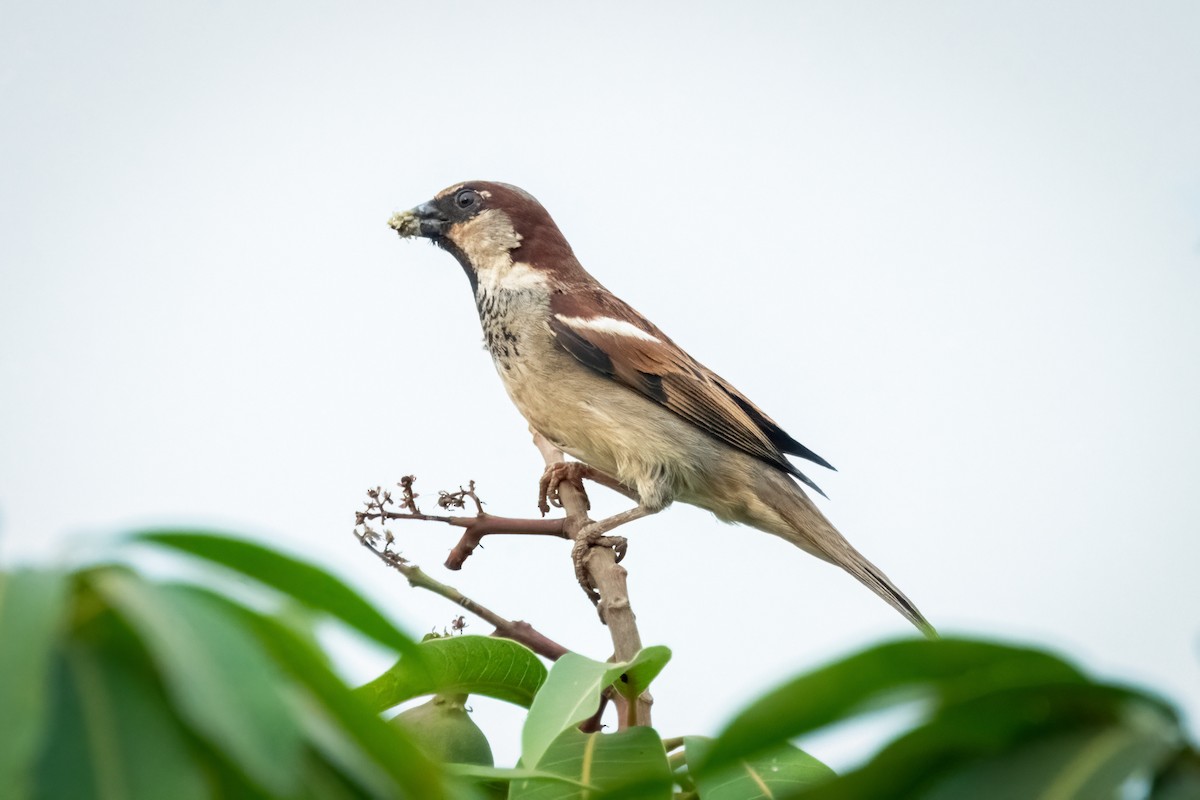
(475, 286, 547, 372)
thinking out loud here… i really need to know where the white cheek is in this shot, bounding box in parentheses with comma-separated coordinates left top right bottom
(476, 260, 548, 296)
(450, 209, 522, 268)
(502, 262, 549, 290)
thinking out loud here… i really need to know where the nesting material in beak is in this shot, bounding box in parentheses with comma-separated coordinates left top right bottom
(387, 209, 421, 238)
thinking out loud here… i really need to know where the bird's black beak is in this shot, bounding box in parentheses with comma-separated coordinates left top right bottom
(387, 200, 450, 240)
(412, 201, 450, 238)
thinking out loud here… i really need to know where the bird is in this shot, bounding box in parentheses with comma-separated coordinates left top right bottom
(388, 181, 936, 638)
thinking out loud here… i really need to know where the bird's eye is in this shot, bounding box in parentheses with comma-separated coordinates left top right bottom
(454, 189, 481, 210)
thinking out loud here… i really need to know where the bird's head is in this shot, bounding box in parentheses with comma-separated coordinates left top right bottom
(389, 181, 582, 290)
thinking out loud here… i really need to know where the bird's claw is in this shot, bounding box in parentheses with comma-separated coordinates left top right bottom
(538, 462, 593, 516)
(571, 529, 601, 605)
(571, 527, 628, 605)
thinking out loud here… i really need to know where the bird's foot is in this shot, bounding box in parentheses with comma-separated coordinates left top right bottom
(571, 529, 599, 605)
(538, 462, 594, 516)
(571, 526, 628, 605)
(569, 503, 654, 605)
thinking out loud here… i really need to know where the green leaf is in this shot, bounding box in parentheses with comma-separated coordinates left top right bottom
(357, 635, 547, 711)
(702, 638, 1088, 771)
(922, 723, 1178, 800)
(288, 689, 397, 799)
(0, 569, 69, 800)
(297, 756, 376, 800)
(798, 682, 1181, 799)
(614, 645, 671, 703)
(684, 736, 835, 799)
(449, 764, 588, 787)
(88, 570, 305, 796)
(1152, 749, 1200, 800)
(210, 589, 458, 799)
(32, 643, 209, 800)
(521, 647, 672, 768)
(129, 529, 421, 659)
(522, 653, 625, 768)
(510, 727, 673, 800)
(270, 600, 334, 669)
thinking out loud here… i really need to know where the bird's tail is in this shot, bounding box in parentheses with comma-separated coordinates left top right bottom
(752, 468, 938, 639)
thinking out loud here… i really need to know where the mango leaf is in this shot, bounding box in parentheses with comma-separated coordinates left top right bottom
(32, 643, 208, 800)
(684, 736, 834, 799)
(522, 648, 671, 768)
(796, 682, 1181, 799)
(208, 588, 458, 799)
(450, 764, 589, 788)
(298, 757, 377, 800)
(357, 635, 547, 711)
(129, 529, 421, 660)
(701, 638, 1088, 771)
(614, 645, 671, 703)
(1152, 750, 1200, 799)
(89, 570, 305, 796)
(0, 569, 69, 800)
(271, 600, 334, 670)
(510, 727, 673, 800)
(922, 723, 1179, 800)
(288, 689, 397, 799)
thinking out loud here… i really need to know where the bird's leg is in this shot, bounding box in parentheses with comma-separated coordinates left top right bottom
(528, 428, 652, 603)
(572, 504, 657, 604)
(538, 461, 639, 516)
(538, 462, 591, 515)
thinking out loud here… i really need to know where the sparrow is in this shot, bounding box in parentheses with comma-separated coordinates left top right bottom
(389, 181, 935, 637)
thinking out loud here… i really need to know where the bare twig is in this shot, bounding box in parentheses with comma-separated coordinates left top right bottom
(438, 480, 485, 514)
(353, 526, 570, 661)
(357, 480, 570, 569)
(579, 687, 614, 734)
(397, 476, 420, 514)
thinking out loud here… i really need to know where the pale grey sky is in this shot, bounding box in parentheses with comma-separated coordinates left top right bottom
(3, 0, 1199, 770)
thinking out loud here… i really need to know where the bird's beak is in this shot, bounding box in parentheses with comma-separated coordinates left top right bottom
(387, 201, 450, 240)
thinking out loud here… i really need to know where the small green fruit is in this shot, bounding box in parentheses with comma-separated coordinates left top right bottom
(391, 694, 494, 766)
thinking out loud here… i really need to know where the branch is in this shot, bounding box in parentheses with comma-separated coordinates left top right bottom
(353, 527, 568, 661)
(355, 428, 654, 727)
(356, 481, 570, 569)
(530, 430, 653, 728)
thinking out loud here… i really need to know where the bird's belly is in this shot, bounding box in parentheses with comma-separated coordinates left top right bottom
(493, 345, 716, 508)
